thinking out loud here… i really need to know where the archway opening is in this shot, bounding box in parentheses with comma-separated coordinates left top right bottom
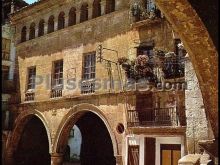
(61, 112, 116, 165)
(14, 116, 50, 165)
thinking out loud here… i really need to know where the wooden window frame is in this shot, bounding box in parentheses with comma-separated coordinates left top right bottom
(26, 66, 36, 90)
(82, 52, 96, 80)
(52, 60, 63, 89)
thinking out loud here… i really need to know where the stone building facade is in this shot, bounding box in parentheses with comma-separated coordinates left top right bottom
(5, 0, 214, 165)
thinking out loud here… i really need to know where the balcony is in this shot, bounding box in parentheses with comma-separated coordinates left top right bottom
(130, 2, 162, 27)
(25, 90, 35, 101)
(2, 51, 10, 61)
(127, 107, 179, 127)
(50, 89, 62, 98)
(2, 80, 16, 94)
(81, 79, 95, 94)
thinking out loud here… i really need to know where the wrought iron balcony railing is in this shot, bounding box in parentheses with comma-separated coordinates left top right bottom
(81, 79, 95, 94)
(127, 107, 179, 127)
(50, 88, 62, 98)
(2, 51, 10, 61)
(25, 91, 35, 101)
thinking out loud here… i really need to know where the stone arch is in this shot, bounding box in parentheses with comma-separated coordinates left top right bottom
(29, 22, 35, 40)
(7, 109, 52, 154)
(21, 26, 26, 42)
(68, 7, 76, 26)
(48, 15, 55, 33)
(38, 19, 45, 37)
(80, 3, 89, 22)
(154, 0, 218, 138)
(58, 11, 65, 30)
(54, 103, 118, 156)
(92, 0, 101, 18)
(106, 0, 115, 14)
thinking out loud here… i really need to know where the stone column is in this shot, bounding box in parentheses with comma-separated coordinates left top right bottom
(64, 15, 69, 28)
(35, 23, 38, 38)
(26, 25, 29, 41)
(75, 9, 81, 24)
(54, 16, 58, 31)
(100, 0, 106, 15)
(88, 3, 93, 20)
(115, 0, 128, 11)
(51, 153, 63, 165)
(44, 21, 48, 35)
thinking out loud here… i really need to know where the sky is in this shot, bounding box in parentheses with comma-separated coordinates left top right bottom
(24, 0, 39, 4)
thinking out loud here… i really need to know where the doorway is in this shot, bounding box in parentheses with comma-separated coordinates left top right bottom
(160, 144, 181, 165)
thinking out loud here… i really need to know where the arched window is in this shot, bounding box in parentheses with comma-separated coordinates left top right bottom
(68, 7, 76, 26)
(29, 22, 35, 40)
(106, 0, 115, 14)
(58, 12, 65, 30)
(92, 0, 101, 18)
(48, 15, 55, 33)
(38, 19, 44, 37)
(80, 3, 88, 23)
(21, 26, 26, 42)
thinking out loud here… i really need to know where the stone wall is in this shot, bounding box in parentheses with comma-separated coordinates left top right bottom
(185, 57, 214, 153)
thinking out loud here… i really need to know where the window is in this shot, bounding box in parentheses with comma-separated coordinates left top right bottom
(48, 15, 55, 33)
(21, 26, 27, 42)
(2, 66, 10, 80)
(58, 12, 65, 30)
(29, 22, 36, 40)
(52, 60, 63, 87)
(163, 39, 185, 79)
(51, 60, 63, 98)
(25, 67, 36, 101)
(27, 67, 36, 90)
(145, 0, 155, 12)
(81, 53, 96, 94)
(83, 53, 96, 80)
(92, 0, 101, 18)
(80, 3, 88, 23)
(106, 0, 115, 14)
(68, 7, 76, 26)
(144, 0, 161, 17)
(38, 19, 45, 37)
(2, 38, 10, 60)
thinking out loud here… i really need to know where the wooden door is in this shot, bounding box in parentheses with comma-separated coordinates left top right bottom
(128, 145, 139, 165)
(160, 144, 181, 165)
(145, 137, 156, 165)
(136, 93, 154, 124)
